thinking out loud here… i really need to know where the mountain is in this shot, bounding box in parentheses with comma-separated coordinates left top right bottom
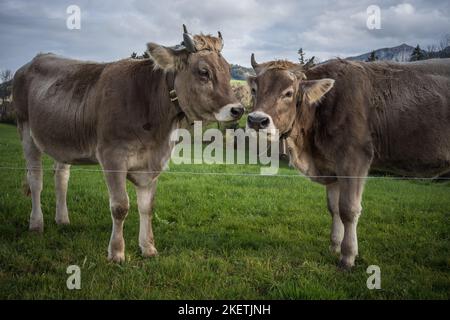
(230, 64, 254, 80)
(347, 44, 416, 62)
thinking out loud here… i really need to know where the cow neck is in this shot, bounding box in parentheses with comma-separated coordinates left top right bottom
(280, 90, 304, 140)
(165, 71, 189, 123)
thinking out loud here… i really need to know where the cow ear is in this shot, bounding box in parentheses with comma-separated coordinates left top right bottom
(246, 76, 257, 97)
(147, 43, 186, 70)
(301, 78, 334, 105)
(246, 75, 256, 87)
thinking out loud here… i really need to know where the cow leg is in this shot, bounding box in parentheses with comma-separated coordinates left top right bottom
(20, 122, 44, 232)
(326, 182, 344, 255)
(127, 171, 159, 257)
(137, 180, 158, 257)
(54, 162, 70, 225)
(337, 175, 367, 270)
(103, 166, 129, 263)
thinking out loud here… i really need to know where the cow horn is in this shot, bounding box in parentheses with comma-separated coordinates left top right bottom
(218, 31, 224, 51)
(303, 56, 315, 70)
(251, 53, 259, 70)
(182, 24, 197, 53)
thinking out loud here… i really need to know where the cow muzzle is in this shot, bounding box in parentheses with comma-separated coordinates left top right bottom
(214, 103, 244, 122)
(247, 111, 271, 130)
(247, 111, 279, 141)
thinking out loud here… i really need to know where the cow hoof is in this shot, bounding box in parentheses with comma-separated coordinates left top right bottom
(108, 252, 125, 263)
(29, 222, 44, 233)
(141, 245, 158, 257)
(329, 244, 341, 255)
(55, 218, 70, 225)
(338, 257, 355, 271)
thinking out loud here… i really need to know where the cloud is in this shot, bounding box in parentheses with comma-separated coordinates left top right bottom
(0, 0, 449, 72)
(297, 1, 450, 60)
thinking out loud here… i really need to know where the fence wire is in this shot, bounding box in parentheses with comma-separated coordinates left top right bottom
(0, 165, 448, 180)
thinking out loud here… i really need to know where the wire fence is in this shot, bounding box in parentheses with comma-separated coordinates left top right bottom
(0, 165, 449, 180)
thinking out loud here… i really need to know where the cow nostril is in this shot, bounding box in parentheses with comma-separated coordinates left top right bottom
(247, 114, 270, 130)
(260, 117, 270, 128)
(230, 106, 244, 118)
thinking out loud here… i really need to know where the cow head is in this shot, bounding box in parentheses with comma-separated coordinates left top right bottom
(147, 25, 244, 122)
(246, 54, 334, 141)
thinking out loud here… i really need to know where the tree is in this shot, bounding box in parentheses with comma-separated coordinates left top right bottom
(297, 48, 305, 64)
(0, 69, 12, 83)
(426, 44, 438, 59)
(410, 45, 425, 61)
(310, 56, 320, 64)
(438, 34, 450, 58)
(366, 51, 378, 62)
(438, 34, 450, 52)
(0, 69, 13, 104)
(303, 56, 316, 69)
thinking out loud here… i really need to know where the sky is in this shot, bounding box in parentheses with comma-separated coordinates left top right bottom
(1, 0, 449, 72)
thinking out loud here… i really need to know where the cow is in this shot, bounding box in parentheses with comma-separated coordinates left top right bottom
(246, 55, 450, 269)
(13, 25, 244, 262)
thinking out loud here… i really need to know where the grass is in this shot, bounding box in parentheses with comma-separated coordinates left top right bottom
(231, 79, 247, 85)
(0, 123, 449, 299)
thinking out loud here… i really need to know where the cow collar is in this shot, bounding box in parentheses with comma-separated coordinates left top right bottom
(165, 71, 189, 123)
(142, 71, 188, 132)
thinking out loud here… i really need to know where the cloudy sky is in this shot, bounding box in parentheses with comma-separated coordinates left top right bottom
(1, 0, 449, 72)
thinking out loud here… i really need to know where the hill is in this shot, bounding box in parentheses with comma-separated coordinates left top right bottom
(347, 44, 416, 62)
(230, 64, 254, 80)
(346, 43, 450, 62)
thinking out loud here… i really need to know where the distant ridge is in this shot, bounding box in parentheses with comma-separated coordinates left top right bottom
(230, 43, 450, 80)
(346, 43, 416, 62)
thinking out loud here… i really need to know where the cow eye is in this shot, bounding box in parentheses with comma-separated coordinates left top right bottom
(284, 90, 294, 98)
(199, 69, 210, 80)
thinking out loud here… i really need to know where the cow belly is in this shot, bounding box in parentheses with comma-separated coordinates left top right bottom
(372, 125, 450, 176)
(372, 158, 450, 177)
(371, 111, 450, 177)
(29, 119, 97, 165)
(372, 140, 450, 176)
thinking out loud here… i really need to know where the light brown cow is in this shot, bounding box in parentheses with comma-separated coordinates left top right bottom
(247, 55, 450, 269)
(13, 26, 244, 262)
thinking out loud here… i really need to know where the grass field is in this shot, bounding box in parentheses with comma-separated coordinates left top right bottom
(230, 79, 247, 85)
(0, 123, 449, 299)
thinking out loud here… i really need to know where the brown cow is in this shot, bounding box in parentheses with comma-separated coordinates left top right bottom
(13, 26, 244, 262)
(247, 55, 450, 269)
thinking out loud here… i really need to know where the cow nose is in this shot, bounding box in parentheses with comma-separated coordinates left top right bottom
(247, 113, 270, 130)
(230, 106, 244, 119)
